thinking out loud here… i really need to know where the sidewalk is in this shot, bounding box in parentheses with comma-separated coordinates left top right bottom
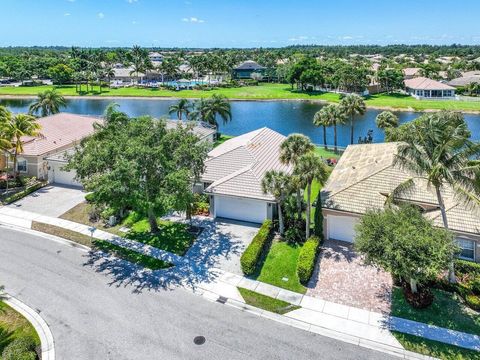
(1, 206, 479, 356)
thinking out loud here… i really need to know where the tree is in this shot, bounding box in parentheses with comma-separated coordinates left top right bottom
(2, 111, 40, 179)
(261, 170, 291, 235)
(294, 152, 329, 239)
(66, 115, 209, 233)
(355, 205, 456, 297)
(313, 104, 346, 153)
(169, 98, 192, 121)
(0, 107, 13, 151)
(190, 94, 232, 128)
(28, 89, 66, 117)
(377, 68, 404, 93)
(280, 134, 314, 219)
(48, 64, 74, 85)
(340, 93, 366, 145)
(391, 111, 480, 283)
(375, 111, 399, 129)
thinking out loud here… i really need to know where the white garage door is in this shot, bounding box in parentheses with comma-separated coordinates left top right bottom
(215, 196, 266, 224)
(327, 215, 359, 243)
(48, 163, 81, 187)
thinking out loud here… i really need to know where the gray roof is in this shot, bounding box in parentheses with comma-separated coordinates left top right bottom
(164, 120, 216, 141)
(44, 148, 76, 163)
(233, 60, 266, 71)
(202, 128, 292, 201)
(322, 143, 480, 236)
(448, 75, 480, 87)
(113, 67, 145, 78)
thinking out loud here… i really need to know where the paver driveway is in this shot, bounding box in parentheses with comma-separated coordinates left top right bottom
(6, 184, 86, 217)
(307, 240, 392, 313)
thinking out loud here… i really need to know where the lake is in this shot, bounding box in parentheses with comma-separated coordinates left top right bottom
(1, 98, 479, 147)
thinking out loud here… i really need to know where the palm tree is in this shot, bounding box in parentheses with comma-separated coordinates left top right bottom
(294, 152, 329, 239)
(261, 170, 291, 235)
(313, 109, 329, 150)
(169, 99, 192, 121)
(4, 112, 41, 179)
(0, 107, 13, 153)
(340, 93, 366, 145)
(190, 95, 232, 129)
(391, 111, 480, 283)
(280, 134, 314, 219)
(313, 104, 346, 153)
(29, 89, 66, 117)
(376, 111, 399, 130)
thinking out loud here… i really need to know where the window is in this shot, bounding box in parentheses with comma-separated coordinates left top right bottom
(458, 239, 475, 261)
(17, 160, 27, 172)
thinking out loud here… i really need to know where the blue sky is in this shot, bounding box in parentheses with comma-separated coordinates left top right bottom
(2, 0, 480, 47)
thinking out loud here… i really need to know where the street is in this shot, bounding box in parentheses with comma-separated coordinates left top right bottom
(0, 226, 397, 360)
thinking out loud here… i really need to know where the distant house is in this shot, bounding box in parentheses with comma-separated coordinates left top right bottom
(321, 143, 480, 263)
(448, 71, 480, 88)
(232, 60, 266, 80)
(402, 67, 421, 79)
(112, 67, 145, 83)
(404, 77, 456, 99)
(148, 52, 163, 63)
(200, 128, 291, 224)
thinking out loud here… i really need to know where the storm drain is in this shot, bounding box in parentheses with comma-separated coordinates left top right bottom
(216, 296, 227, 304)
(194, 336, 206, 345)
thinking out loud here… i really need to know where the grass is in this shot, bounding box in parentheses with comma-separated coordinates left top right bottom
(314, 146, 342, 159)
(237, 287, 301, 315)
(391, 287, 480, 335)
(213, 134, 234, 147)
(2, 84, 480, 111)
(256, 240, 306, 294)
(30, 221, 172, 270)
(60, 202, 196, 256)
(0, 301, 40, 354)
(392, 331, 480, 360)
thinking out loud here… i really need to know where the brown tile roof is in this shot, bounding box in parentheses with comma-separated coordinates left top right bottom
(402, 67, 421, 77)
(322, 143, 480, 235)
(20, 113, 101, 156)
(404, 77, 455, 91)
(202, 128, 292, 201)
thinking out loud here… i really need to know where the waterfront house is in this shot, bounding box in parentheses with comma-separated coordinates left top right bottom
(232, 60, 266, 80)
(404, 77, 456, 99)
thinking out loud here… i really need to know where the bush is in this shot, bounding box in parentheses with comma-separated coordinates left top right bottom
(313, 197, 324, 239)
(465, 294, 480, 311)
(84, 192, 96, 203)
(1, 181, 46, 204)
(240, 220, 273, 275)
(455, 259, 480, 276)
(297, 236, 320, 284)
(284, 224, 304, 244)
(471, 278, 480, 295)
(2, 336, 37, 360)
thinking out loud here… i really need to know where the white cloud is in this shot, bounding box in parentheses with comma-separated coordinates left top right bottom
(127, 0, 138, 3)
(64, 12, 71, 16)
(66, 0, 75, 2)
(181, 16, 205, 23)
(97, 12, 105, 19)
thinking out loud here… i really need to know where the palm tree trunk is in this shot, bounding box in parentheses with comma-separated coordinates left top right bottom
(435, 185, 456, 283)
(296, 189, 302, 220)
(147, 207, 159, 233)
(306, 182, 311, 239)
(322, 126, 327, 150)
(278, 202, 284, 235)
(12, 151, 18, 179)
(334, 122, 338, 153)
(350, 115, 354, 145)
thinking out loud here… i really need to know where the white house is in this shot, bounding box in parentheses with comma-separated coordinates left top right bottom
(321, 143, 480, 263)
(404, 77, 456, 99)
(200, 128, 291, 224)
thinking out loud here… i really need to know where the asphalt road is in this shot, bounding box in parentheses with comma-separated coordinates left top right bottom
(0, 226, 397, 360)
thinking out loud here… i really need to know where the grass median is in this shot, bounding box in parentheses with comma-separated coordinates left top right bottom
(237, 287, 300, 315)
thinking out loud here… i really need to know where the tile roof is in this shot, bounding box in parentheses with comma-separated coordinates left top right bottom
(164, 120, 216, 140)
(202, 128, 292, 201)
(20, 113, 101, 156)
(233, 60, 266, 71)
(448, 75, 480, 87)
(404, 77, 455, 91)
(322, 143, 480, 235)
(402, 67, 421, 76)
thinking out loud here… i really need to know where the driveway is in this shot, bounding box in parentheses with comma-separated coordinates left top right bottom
(307, 240, 392, 313)
(6, 184, 86, 217)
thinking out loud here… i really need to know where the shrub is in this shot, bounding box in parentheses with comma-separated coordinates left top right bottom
(284, 224, 304, 244)
(240, 220, 273, 275)
(313, 198, 323, 240)
(297, 236, 320, 284)
(471, 278, 480, 295)
(455, 259, 480, 276)
(465, 294, 480, 311)
(2, 336, 37, 360)
(2, 181, 46, 204)
(84, 192, 95, 203)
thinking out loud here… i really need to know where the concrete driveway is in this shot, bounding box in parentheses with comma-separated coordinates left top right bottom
(6, 184, 86, 217)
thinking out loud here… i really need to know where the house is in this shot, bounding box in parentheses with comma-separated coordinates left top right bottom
(448, 71, 480, 88)
(200, 128, 291, 223)
(3, 113, 101, 187)
(321, 142, 480, 263)
(164, 120, 216, 143)
(404, 77, 456, 99)
(148, 52, 163, 63)
(402, 67, 421, 79)
(112, 67, 145, 83)
(232, 60, 266, 80)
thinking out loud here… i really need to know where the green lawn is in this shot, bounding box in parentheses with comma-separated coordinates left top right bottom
(256, 240, 306, 294)
(2, 84, 480, 111)
(391, 287, 480, 335)
(238, 287, 301, 315)
(392, 331, 480, 360)
(213, 134, 234, 147)
(314, 146, 342, 159)
(0, 301, 40, 355)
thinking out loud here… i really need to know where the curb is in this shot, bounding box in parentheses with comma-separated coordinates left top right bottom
(3, 295, 55, 360)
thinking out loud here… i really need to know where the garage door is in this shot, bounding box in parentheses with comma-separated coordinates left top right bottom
(48, 163, 81, 187)
(215, 196, 266, 224)
(327, 215, 359, 243)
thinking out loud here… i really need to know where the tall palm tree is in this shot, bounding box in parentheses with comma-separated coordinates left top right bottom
(313, 104, 346, 153)
(376, 111, 399, 130)
(391, 111, 480, 283)
(280, 134, 314, 219)
(340, 93, 366, 145)
(169, 99, 192, 121)
(190, 95, 232, 129)
(29, 89, 66, 117)
(4, 112, 41, 178)
(261, 170, 291, 235)
(313, 109, 329, 150)
(294, 152, 329, 239)
(0, 107, 13, 151)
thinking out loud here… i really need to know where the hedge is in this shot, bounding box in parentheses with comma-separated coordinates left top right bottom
(465, 294, 480, 311)
(240, 220, 273, 275)
(2, 336, 37, 360)
(1, 181, 47, 205)
(313, 198, 324, 239)
(455, 259, 480, 276)
(297, 236, 321, 284)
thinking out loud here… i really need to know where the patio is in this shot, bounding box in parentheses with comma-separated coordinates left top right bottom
(307, 240, 393, 313)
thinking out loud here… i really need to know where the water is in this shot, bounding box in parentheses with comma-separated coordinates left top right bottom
(1, 98, 479, 147)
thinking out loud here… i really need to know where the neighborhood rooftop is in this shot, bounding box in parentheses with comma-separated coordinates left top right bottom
(404, 77, 455, 91)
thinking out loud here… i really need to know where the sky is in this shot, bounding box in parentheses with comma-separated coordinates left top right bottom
(1, 0, 480, 48)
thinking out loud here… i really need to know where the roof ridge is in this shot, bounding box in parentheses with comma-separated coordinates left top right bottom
(205, 165, 253, 191)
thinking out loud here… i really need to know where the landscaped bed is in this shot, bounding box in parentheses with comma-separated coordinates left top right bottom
(237, 287, 300, 315)
(0, 300, 40, 357)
